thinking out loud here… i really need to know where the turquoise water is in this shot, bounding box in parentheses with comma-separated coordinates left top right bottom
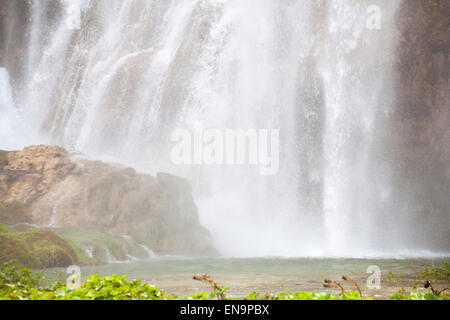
(43, 257, 449, 298)
(46, 257, 447, 279)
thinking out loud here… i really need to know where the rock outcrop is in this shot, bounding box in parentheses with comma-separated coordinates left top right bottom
(394, 0, 449, 176)
(0, 145, 216, 257)
(387, 0, 450, 250)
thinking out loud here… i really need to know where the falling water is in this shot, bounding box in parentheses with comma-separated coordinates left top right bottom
(0, 0, 447, 257)
(0, 67, 30, 149)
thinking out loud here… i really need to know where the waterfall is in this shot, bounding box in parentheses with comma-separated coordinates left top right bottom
(0, 68, 30, 149)
(1, 0, 445, 257)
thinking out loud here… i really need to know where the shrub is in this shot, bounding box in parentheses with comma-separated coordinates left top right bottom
(421, 263, 450, 281)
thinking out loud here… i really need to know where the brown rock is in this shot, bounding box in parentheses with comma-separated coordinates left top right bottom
(0, 145, 216, 256)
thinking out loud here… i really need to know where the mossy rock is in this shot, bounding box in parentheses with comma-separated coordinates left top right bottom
(0, 222, 15, 234)
(59, 236, 99, 266)
(0, 230, 80, 269)
(56, 228, 151, 263)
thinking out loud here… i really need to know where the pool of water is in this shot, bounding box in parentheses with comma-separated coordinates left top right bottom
(44, 257, 449, 299)
(70, 257, 438, 276)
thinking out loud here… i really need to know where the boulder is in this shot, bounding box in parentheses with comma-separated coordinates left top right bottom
(0, 145, 217, 257)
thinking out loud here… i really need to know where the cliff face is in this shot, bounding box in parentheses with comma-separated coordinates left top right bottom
(395, 0, 449, 172)
(0, 0, 31, 81)
(388, 0, 449, 249)
(0, 145, 216, 256)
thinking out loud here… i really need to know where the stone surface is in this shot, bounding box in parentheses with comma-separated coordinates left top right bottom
(0, 145, 216, 256)
(388, 0, 450, 249)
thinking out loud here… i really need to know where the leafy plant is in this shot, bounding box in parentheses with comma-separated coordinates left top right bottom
(245, 290, 367, 300)
(51, 274, 167, 300)
(421, 263, 450, 281)
(0, 261, 43, 288)
(389, 291, 448, 300)
(0, 262, 448, 301)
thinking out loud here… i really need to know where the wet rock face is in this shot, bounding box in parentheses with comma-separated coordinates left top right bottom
(0, 0, 31, 81)
(0, 145, 216, 256)
(394, 0, 449, 167)
(389, 0, 450, 249)
(0, 146, 75, 206)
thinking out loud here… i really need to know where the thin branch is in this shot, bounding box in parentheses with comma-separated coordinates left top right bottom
(193, 274, 225, 300)
(323, 278, 346, 295)
(342, 275, 363, 298)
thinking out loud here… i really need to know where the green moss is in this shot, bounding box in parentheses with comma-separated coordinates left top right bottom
(56, 228, 150, 263)
(58, 236, 98, 266)
(0, 230, 80, 269)
(0, 222, 15, 234)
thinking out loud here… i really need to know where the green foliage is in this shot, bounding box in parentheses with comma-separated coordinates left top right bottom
(389, 291, 448, 300)
(421, 263, 450, 281)
(0, 261, 42, 287)
(0, 261, 46, 300)
(215, 285, 230, 298)
(177, 292, 216, 300)
(0, 262, 448, 301)
(245, 290, 367, 300)
(51, 275, 166, 300)
(0, 263, 167, 300)
(387, 271, 394, 281)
